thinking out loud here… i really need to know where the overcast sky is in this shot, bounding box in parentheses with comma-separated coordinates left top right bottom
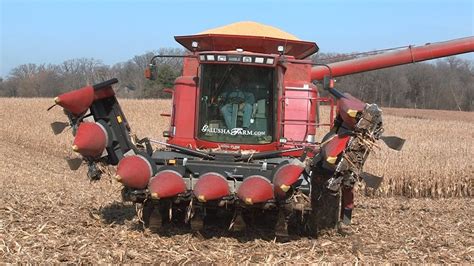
(1, 0, 473, 77)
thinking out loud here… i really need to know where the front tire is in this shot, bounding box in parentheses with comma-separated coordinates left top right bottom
(307, 162, 341, 236)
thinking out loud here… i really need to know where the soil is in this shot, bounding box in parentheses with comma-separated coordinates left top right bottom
(0, 99, 472, 263)
(1, 133, 472, 264)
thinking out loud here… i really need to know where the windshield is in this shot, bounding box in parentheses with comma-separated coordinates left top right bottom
(198, 64, 275, 144)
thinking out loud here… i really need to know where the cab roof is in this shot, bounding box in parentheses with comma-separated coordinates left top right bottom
(175, 21, 318, 59)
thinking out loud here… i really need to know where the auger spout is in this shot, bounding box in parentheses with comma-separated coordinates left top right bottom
(311, 36, 474, 81)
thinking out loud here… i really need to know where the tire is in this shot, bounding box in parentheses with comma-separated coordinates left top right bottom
(206, 207, 236, 230)
(242, 209, 278, 233)
(307, 162, 341, 236)
(141, 200, 163, 231)
(141, 200, 156, 228)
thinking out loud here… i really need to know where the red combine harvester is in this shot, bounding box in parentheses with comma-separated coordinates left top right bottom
(49, 22, 474, 236)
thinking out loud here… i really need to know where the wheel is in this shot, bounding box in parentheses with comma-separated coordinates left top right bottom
(242, 209, 277, 230)
(141, 200, 162, 230)
(203, 207, 234, 229)
(307, 162, 341, 236)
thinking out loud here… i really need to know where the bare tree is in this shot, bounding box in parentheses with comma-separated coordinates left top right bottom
(1, 50, 471, 111)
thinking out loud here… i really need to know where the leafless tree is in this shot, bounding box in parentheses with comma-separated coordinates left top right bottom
(1, 50, 471, 111)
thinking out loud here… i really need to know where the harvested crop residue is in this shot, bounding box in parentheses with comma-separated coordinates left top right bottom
(0, 98, 472, 263)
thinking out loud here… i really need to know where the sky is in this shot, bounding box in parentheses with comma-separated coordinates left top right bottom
(0, 0, 473, 77)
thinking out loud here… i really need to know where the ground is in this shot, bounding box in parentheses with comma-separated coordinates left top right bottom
(0, 98, 472, 263)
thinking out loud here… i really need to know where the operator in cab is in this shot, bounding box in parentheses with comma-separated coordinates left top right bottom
(219, 75, 255, 129)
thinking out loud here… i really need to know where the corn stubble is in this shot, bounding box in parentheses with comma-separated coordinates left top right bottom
(0, 98, 472, 263)
(0, 98, 471, 197)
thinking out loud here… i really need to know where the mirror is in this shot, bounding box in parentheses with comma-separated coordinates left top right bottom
(322, 75, 345, 99)
(144, 64, 156, 80)
(323, 75, 334, 90)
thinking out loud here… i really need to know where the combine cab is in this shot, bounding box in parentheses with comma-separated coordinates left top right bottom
(50, 22, 474, 236)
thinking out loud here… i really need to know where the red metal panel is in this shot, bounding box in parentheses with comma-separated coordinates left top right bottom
(175, 34, 318, 59)
(182, 57, 199, 76)
(56, 86, 94, 116)
(323, 135, 350, 159)
(167, 76, 197, 147)
(56, 86, 115, 116)
(281, 80, 318, 143)
(273, 160, 305, 198)
(311, 37, 474, 80)
(72, 122, 107, 158)
(93, 86, 115, 101)
(115, 155, 153, 189)
(193, 172, 230, 202)
(237, 175, 274, 204)
(337, 93, 366, 128)
(148, 169, 186, 199)
(282, 61, 311, 81)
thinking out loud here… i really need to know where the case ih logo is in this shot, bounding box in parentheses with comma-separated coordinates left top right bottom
(201, 125, 266, 136)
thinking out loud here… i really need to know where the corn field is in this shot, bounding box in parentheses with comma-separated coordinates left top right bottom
(0, 98, 472, 198)
(0, 98, 472, 263)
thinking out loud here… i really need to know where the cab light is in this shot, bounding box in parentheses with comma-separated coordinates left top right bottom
(255, 57, 264, 63)
(228, 56, 240, 62)
(206, 55, 215, 61)
(243, 56, 252, 63)
(266, 58, 274, 64)
(217, 55, 227, 61)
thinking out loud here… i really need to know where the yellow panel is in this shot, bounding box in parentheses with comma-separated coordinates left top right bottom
(280, 184, 291, 192)
(244, 198, 253, 205)
(326, 156, 337, 164)
(347, 109, 358, 118)
(197, 195, 206, 202)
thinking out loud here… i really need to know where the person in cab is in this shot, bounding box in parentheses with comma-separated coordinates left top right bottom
(219, 75, 255, 129)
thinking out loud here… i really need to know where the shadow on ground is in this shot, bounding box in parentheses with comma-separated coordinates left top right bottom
(97, 201, 315, 243)
(99, 201, 137, 225)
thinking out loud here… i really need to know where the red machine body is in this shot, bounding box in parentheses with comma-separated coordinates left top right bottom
(311, 37, 474, 80)
(164, 28, 473, 155)
(165, 52, 326, 153)
(50, 21, 474, 235)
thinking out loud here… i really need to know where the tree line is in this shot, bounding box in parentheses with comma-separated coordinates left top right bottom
(0, 49, 472, 111)
(0, 48, 184, 100)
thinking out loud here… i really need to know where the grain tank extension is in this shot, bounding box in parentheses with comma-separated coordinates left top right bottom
(49, 22, 474, 236)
